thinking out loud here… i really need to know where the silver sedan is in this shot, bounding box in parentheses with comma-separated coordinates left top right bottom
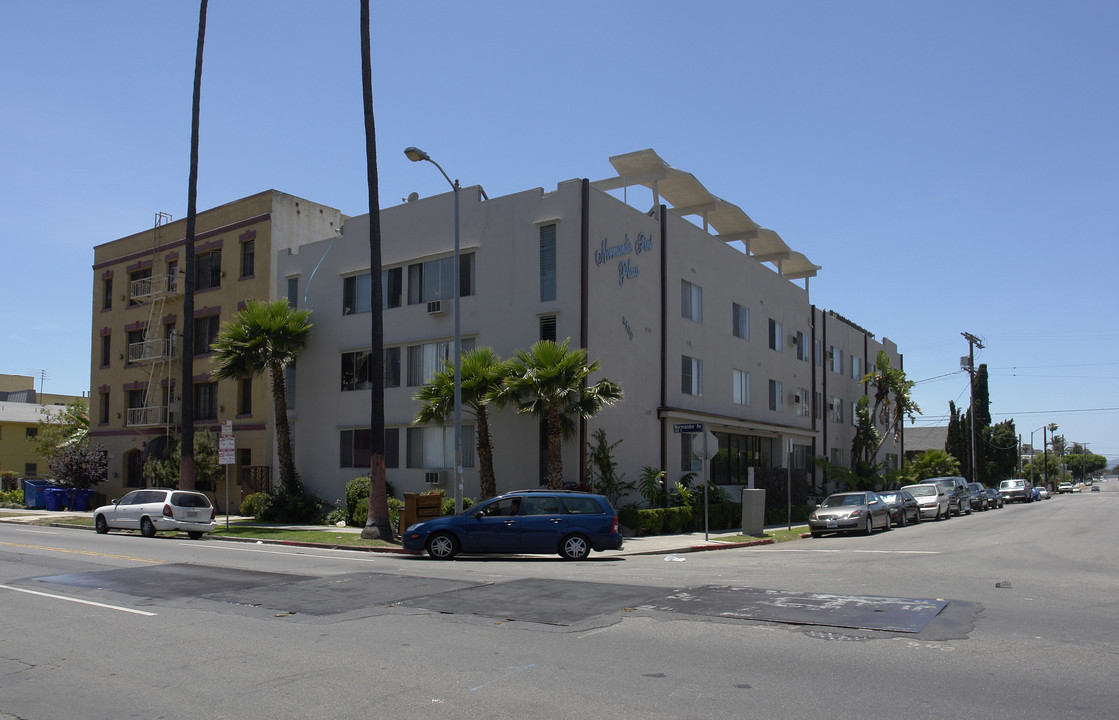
(808, 492, 891, 538)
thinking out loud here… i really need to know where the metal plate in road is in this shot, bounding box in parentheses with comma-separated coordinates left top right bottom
(397, 577, 669, 626)
(35, 563, 308, 601)
(643, 586, 948, 633)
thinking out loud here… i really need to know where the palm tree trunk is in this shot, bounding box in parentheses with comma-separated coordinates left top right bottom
(270, 363, 298, 496)
(359, 0, 392, 540)
(476, 406, 496, 499)
(178, 0, 208, 491)
(546, 408, 564, 489)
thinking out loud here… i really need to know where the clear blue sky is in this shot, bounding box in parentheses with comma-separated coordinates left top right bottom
(3, 1, 1117, 463)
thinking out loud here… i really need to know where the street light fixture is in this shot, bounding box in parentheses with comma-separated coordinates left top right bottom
(404, 146, 464, 513)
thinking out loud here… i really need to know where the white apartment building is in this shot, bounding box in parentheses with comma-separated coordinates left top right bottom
(277, 149, 901, 507)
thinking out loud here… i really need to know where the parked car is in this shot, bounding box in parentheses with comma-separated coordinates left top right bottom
(808, 492, 891, 537)
(921, 476, 971, 516)
(877, 490, 921, 527)
(1037, 486, 1051, 499)
(401, 490, 623, 560)
(93, 489, 217, 539)
(1057, 482, 1074, 494)
(966, 482, 989, 511)
(999, 478, 1033, 503)
(902, 483, 950, 520)
(984, 487, 1004, 508)
(1091, 485, 1100, 492)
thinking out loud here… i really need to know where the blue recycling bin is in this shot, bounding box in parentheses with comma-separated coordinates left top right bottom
(44, 488, 67, 512)
(22, 479, 49, 509)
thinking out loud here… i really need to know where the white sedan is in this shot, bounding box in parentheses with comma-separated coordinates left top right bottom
(94, 489, 217, 539)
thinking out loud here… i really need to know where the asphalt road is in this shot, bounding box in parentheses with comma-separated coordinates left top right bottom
(1, 486, 1116, 719)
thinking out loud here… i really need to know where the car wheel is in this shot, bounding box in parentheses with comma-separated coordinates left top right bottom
(187, 531, 204, 540)
(559, 534, 591, 560)
(811, 531, 822, 538)
(94, 515, 109, 535)
(140, 517, 157, 538)
(913, 509, 921, 524)
(864, 516, 874, 535)
(426, 532, 459, 560)
(898, 511, 907, 528)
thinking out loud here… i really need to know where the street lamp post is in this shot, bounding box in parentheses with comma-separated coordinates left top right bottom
(405, 146, 463, 513)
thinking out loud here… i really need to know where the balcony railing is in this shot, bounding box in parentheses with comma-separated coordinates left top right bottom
(127, 406, 175, 427)
(127, 336, 178, 364)
(129, 273, 180, 302)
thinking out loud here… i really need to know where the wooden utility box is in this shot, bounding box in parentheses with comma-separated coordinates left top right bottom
(402, 491, 444, 531)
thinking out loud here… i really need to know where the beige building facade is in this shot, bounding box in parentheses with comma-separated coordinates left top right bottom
(88, 191, 344, 507)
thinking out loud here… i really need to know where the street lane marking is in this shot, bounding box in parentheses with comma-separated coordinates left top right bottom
(0, 541, 162, 563)
(0, 584, 157, 616)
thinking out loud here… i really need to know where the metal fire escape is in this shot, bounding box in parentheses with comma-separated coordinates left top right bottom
(126, 212, 181, 432)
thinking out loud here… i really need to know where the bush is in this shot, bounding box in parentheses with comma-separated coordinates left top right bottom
(344, 476, 397, 525)
(240, 492, 270, 518)
(0, 489, 25, 506)
(260, 488, 324, 523)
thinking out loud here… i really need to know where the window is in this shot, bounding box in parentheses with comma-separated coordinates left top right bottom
(238, 377, 252, 415)
(795, 387, 809, 417)
(851, 401, 859, 426)
(539, 315, 557, 342)
(815, 338, 823, 367)
(128, 267, 151, 305)
(732, 303, 749, 340)
(194, 382, 218, 420)
(126, 328, 144, 363)
(25, 427, 37, 438)
(287, 277, 299, 307)
(342, 428, 400, 469)
(831, 346, 843, 374)
(830, 396, 843, 423)
(100, 334, 112, 367)
(795, 332, 809, 362)
(406, 339, 476, 386)
(341, 351, 373, 391)
(240, 240, 255, 278)
(830, 448, 845, 467)
(24, 463, 37, 478)
(732, 369, 749, 406)
(384, 347, 400, 388)
(540, 223, 556, 302)
(711, 432, 771, 484)
(769, 380, 783, 411)
(406, 425, 475, 468)
(851, 355, 861, 380)
(383, 268, 402, 309)
(343, 274, 371, 315)
(102, 277, 112, 310)
(768, 319, 783, 352)
(681, 355, 702, 396)
(193, 315, 220, 355)
(238, 449, 251, 466)
(682, 280, 702, 322)
(407, 253, 475, 304)
(99, 391, 110, 424)
(196, 249, 222, 290)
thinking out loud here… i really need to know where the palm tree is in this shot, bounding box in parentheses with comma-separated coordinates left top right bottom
(358, 0, 392, 540)
(211, 299, 311, 500)
(861, 350, 920, 456)
(414, 347, 505, 500)
(494, 339, 622, 489)
(179, 0, 209, 490)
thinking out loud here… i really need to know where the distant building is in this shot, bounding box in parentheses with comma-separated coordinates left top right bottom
(903, 425, 949, 462)
(87, 191, 345, 506)
(276, 149, 904, 505)
(0, 374, 81, 482)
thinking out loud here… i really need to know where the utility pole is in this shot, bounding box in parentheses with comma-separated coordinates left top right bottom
(962, 332, 984, 484)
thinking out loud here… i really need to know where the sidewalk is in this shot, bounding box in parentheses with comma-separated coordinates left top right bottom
(0, 509, 807, 557)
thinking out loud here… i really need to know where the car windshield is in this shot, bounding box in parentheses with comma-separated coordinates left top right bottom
(171, 492, 212, 508)
(878, 493, 899, 503)
(1001, 480, 1023, 488)
(821, 494, 866, 507)
(906, 486, 935, 496)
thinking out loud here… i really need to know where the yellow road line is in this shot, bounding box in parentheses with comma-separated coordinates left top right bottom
(0, 541, 162, 564)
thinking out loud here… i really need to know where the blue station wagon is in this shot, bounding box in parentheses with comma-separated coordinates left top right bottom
(402, 490, 624, 560)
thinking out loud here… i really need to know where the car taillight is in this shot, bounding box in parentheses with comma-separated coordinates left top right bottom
(210, 506, 216, 520)
(611, 515, 618, 533)
(163, 503, 174, 518)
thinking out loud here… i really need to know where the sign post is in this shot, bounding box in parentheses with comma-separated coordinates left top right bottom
(674, 422, 714, 540)
(219, 421, 235, 530)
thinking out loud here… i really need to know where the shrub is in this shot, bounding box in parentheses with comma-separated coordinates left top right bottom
(344, 476, 398, 525)
(0, 488, 25, 507)
(240, 492, 270, 518)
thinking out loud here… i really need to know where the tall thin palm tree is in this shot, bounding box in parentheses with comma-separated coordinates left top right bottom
(359, 0, 392, 539)
(179, 0, 208, 490)
(861, 350, 920, 457)
(414, 347, 506, 500)
(211, 299, 312, 500)
(494, 339, 622, 489)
